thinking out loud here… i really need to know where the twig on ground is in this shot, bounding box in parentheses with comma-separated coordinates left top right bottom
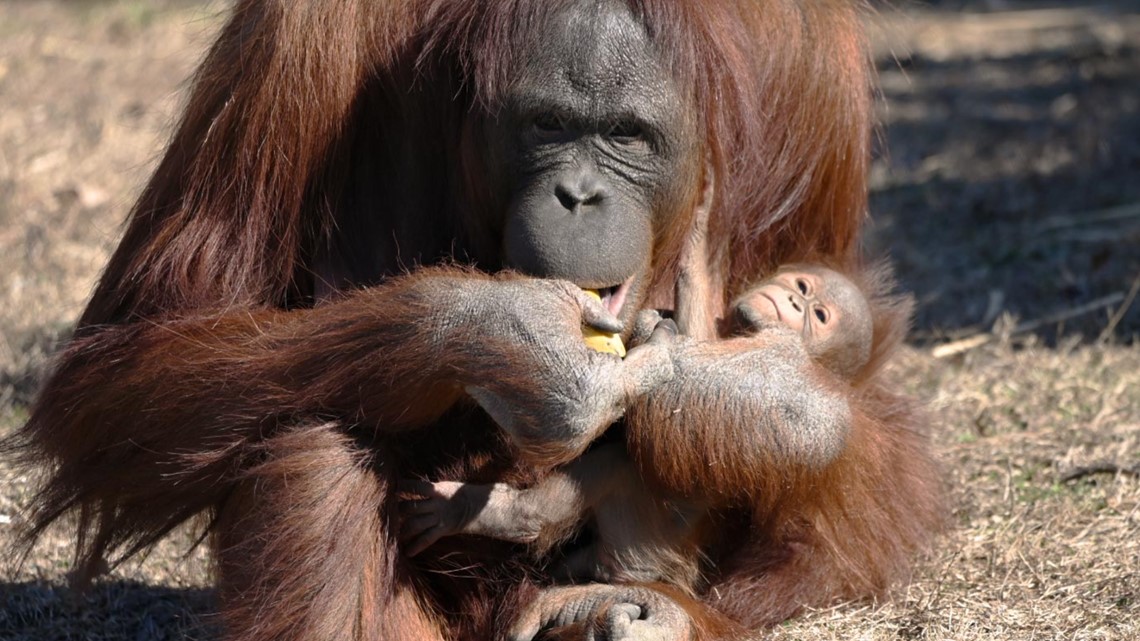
(1059, 461, 1140, 483)
(1016, 293, 1126, 334)
(1036, 202, 1140, 234)
(932, 292, 1126, 358)
(1098, 274, 1140, 343)
(931, 334, 992, 359)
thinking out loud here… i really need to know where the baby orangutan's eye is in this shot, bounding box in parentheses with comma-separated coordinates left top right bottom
(796, 278, 810, 295)
(814, 307, 829, 324)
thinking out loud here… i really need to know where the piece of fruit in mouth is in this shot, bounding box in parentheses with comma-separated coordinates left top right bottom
(582, 289, 627, 357)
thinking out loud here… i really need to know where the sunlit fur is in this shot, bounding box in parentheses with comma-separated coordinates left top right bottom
(627, 261, 943, 628)
(7, 2, 939, 640)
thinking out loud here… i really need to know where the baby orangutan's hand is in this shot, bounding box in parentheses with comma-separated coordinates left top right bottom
(398, 480, 473, 556)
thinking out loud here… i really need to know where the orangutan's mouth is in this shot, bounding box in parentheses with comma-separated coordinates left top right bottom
(596, 276, 634, 317)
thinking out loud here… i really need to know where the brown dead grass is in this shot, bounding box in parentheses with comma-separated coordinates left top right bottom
(1, 1, 1137, 640)
(772, 339, 1140, 640)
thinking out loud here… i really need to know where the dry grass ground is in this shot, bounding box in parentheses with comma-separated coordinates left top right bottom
(1, 1, 1138, 640)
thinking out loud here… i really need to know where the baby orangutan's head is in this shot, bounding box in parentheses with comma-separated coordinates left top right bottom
(744, 265, 873, 379)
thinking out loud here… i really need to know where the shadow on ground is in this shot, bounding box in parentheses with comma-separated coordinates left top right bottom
(866, 2, 1140, 342)
(0, 580, 215, 641)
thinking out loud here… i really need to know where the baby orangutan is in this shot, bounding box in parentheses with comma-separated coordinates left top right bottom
(400, 264, 875, 591)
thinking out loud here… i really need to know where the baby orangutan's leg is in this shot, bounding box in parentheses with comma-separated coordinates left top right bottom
(398, 477, 565, 555)
(401, 443, 705, 592)
(399, 445, 629, 556)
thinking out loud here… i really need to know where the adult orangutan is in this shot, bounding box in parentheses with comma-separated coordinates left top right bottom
(11, 1, 942, 640)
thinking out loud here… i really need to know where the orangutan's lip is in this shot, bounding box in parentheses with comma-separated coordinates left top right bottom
(758, 291, 782, 323)
(597, 276, 634, 317)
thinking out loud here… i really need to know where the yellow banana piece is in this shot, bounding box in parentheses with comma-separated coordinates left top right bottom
(582, 290, 627, 357)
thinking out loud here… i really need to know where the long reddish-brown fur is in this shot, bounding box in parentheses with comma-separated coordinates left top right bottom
(627, 262, 943, 628)
(8, 1, 940, 640)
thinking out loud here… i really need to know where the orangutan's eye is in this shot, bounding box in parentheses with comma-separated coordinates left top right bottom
(532, 113, 568, 141)
(608, 121, 644, 144)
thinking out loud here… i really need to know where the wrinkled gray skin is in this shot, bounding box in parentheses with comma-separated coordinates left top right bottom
(431, 2, 848, 640)
(446, 0, 695, 474)
(509, 585, 694, 641)
(487, 0, 696, 323)
(422, 276, 675, 468)
(437, 2, 700, 638)
(459, 3, 701, 636)
(452, 0, 695, 472)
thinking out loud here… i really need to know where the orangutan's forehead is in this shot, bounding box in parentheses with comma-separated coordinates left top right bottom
(512, 0, 677, 122)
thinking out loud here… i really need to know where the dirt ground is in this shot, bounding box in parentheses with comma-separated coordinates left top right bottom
(1, 1, 1138, 640)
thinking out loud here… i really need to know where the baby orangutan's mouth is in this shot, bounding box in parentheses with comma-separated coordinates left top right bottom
(758, 292, 782, 323)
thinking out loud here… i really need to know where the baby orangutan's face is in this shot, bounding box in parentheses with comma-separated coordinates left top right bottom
(747, 265, 873, 378)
